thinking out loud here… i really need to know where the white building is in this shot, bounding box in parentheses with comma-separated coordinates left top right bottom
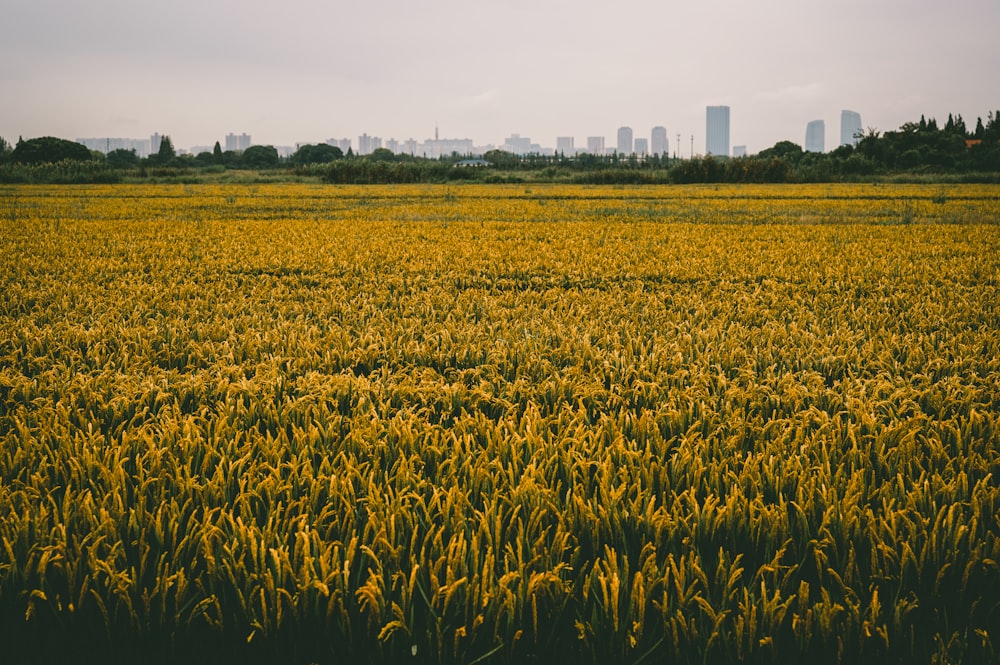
(76, 137, 151, 157)
(616, 126, 633, 155)
(225, 133, 251, 152)
(651, 126, 669, 156)
(841, 110, 862, 147)
(586, 136, 605, 154)
(556, 136, 575, 155)
(805, 119, 825, 153)
(503, 134, 533, 155)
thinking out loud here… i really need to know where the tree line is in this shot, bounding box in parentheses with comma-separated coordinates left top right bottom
(2, 110, 999, 184)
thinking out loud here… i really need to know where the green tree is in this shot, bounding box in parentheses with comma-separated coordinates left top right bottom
(213, 141, 224, 164)
(241, 145, 280, 168)
(482, 149, 519, 168)
(155, 136, 176, 164)
(369, 147, 395, 162)
(106, 148, 139, 168)
(290, 143, 343, 165)
(0, 136, 11, 161)
(756, 140, 804, 163)
(11, 136, 93, 163)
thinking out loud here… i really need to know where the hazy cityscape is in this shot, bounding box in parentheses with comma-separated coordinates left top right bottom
(75, 107, 864, 161)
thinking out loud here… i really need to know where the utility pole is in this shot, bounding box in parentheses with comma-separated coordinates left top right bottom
(690, 135, 694, 159)
(676, 133, 680, 160)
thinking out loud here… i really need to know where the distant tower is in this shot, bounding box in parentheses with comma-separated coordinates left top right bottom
(805, 119, 825, 153)
(150, 133, 162, 155)
(706, 106, 730, 156)
(840, 110, 862, 147)
(225, 132, 247, 152)
(586, 136, 605, 154)
(651, 126, 669, 156)
(617, 126, 633, 155)
(634, 138, 649, 156)
(358, 133, 373, 155)
(556, 137, 575, 155)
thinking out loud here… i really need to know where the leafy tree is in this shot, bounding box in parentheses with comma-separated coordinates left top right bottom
(241, 145, 280, 168)
(213, 141, 223, 164)
(0, 136, 12, 161)
(756, 140, 804, 163)
(11, 136, 93, 163)
(106, 148, 140, 168)
(368, 148, 395, 162)
(482, 149, 519, 169)
(155, 136, 176, 164)
(290, 143, 343, 165)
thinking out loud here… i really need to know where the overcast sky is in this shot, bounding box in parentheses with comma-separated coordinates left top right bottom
(2, 0, 998, 154)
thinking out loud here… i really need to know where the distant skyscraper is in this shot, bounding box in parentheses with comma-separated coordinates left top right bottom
(706, 106, 730, 156)
(151, 133, 163, 155)
(733, 145, 747, 157)
(586, 136, 605, 154)
(634, 138, 648, 155)
(805, 119, 825, 153)
(841, 110, 862, 147)
(358, 133, 374, 155)
(225, 133, 251, 152)
(617, 126, 633, 155)
(556, 137, 575, 155)
(77, 137, 151, 157)
(503, 134, 533, 155)
(651, 126, 669, 156)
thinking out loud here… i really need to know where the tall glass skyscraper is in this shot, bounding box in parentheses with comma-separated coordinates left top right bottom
(706, 106, 730, 156)
(805, 119, 825, 152)
(841, 110, 862, 147)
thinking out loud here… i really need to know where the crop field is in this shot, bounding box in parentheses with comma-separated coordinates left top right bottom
(1, 183, 999, 664)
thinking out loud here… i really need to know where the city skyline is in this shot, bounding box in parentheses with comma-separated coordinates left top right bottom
(3, 0, 997, 156)
(66, 108, 869, 159)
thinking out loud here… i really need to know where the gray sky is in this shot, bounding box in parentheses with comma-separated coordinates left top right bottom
(2, 0, 998, 154)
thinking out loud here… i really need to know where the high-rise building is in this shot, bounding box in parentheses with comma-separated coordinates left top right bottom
(617, 126, 633, 155)
(358, 133, 376, 155)
(706, 106, 730, 156)
(634, 138, 648, 156)
(556, 136, 575, 155)
(586, 136, 605, 154)
(151, 133, 163, 155)
(733, 145, 747, 158)
(77, 137, 151, 157)
(841, 110, 862, 147)
(326, 138, 352, 154)
(225, 133, 251, 152)
(651, 126, 669, 156)
(418, 136, 473, 158)
(503, 134, 533, 155)
(805, 119, 825, 153)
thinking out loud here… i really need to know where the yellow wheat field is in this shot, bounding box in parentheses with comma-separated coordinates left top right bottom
(1, 183, 999, 664)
